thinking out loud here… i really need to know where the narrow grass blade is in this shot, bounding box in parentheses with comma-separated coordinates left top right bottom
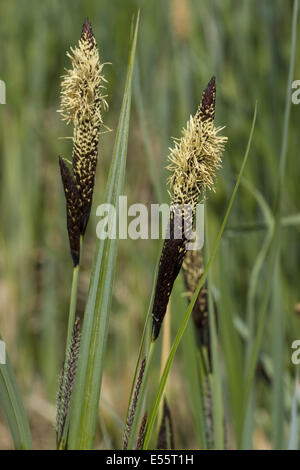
(0, 341, 32, 449)
(67, 15, 139, 450)
(240, 180, 274, 448)
(143, 103, 257, 449)
(271, 257, 284, 448)
(241, 0, 298, 439)
(134, 63, 163, 203)
(242, 178, 274, 348)
(288, 370, 299, 450)
(225, 213, 300, 234)
(218, 241, 243, 444)
(271, 2, 298, 448)
(206, 244, 224, 449)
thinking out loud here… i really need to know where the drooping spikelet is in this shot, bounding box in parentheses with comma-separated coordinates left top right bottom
(123, 358, 146, 450)
(56, 317, 81, 447)
(151, 77, 227, 340)
(58, 19, 107, 265)
(136, 411, 148, 450)
(182, 250, 210, 353)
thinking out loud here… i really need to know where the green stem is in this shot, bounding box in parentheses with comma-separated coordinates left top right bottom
(57, 236, 82, 449)
(65, 236, 82, 352)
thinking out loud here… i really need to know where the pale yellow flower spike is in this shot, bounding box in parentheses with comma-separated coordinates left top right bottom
(167, 77, 227, 209)
(59, 20, 107, 126)
(152, 76, 228, 341)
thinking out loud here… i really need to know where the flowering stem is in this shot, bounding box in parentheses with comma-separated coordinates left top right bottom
(56, 237, 83, 449)
(66, 235, 82, 353)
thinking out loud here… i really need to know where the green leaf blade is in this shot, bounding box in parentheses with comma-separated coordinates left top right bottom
(0, 345, 32, 449)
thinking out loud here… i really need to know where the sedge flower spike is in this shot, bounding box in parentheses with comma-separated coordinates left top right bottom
(58, 19, 107, 265)
(182, 249, 211, 367)
(151, 77, 227, 340)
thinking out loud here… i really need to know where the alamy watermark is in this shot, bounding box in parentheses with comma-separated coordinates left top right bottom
(291, 340, 300, 365)
(0, 340, 6, 365)
(292, 80, 300, 104)
(95, 196, 204, 250)
(0, 80, 5, 104)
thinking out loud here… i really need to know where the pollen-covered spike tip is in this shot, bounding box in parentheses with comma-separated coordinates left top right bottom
(81, 18, 96, 50)
(81, 18, 94, 38)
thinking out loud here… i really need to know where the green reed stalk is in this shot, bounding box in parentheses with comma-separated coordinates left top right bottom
(65, 236, 82, 351)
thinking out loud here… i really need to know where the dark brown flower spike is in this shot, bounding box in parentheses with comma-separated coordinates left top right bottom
(151, 210, 188, 340)
(182, 249, 211, 368)
(58, 19, 107, 266)
(151, 77, 227, 340)
(197, 75, 216, 122)
(59, 157, 81, 266)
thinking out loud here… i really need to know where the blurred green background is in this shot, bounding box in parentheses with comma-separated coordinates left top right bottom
(0, 0, 299, 449)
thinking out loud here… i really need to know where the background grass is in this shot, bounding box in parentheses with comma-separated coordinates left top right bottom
(0, 0, 299, 449)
